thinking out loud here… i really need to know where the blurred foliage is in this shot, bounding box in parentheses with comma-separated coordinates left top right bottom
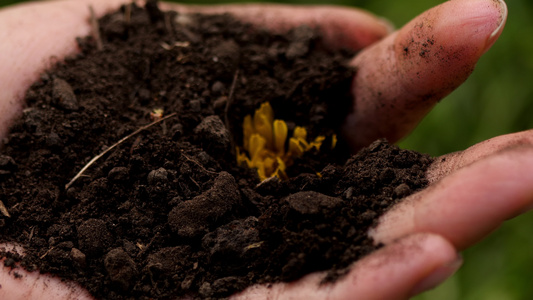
(3, 0, 533, 299)
(1, 0, 23, 6)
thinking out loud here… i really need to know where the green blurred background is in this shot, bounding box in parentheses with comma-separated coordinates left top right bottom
(3, 0, 533, 299)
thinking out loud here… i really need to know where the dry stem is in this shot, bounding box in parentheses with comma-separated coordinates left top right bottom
(225, 69, 239, 152)
(181, 152, 218, 175)
(124, 3, 132, 24)
(65, 113, 177, 190)
(40, 247, 55, 259)
(89, 6, 103, 51)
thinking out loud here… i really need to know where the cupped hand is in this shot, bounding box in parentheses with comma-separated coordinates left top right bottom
(1, 0, 525, 300)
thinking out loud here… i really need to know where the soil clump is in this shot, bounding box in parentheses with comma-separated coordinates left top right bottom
(0, 2, 432, 299)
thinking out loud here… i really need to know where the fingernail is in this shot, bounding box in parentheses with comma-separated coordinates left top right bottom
(410, 254, 463, 296)
(454, 0, 508, 54)
(443, 0, 508, 55)
(484, 0, 507, 53)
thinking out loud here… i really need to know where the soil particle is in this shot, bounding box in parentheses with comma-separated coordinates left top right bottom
(147, 167, 169, 184)
(201, 216, 261, 272)
(285, 191, 343, 215)
(146, 245, 192, 273)
(0, 2, 433, 299)
(52, 78, 79, 111)
(168, 171, 241, 238)
(4, 258, 16, 269)
(108, 166, 130, 183)
(193, 115, 231, 158)
(70, 248, 87, 269)
(77, 219, 113, 256)
(0, 155, 16, 176)
(104, 248, 138, 291)
(394, 183, 412, 198)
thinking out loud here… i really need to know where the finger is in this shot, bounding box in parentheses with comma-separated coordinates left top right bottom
(428, 129, 533, 183)
(232, 233, 460, 300)
(370, 146, 533, 250)
(343, 0, 508, 150)
(0, 0, 391, 140)
(160, 3, 392, 51)
(0, 245, 92, 300)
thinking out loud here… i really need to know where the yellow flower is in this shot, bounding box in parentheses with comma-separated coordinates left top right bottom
(237, 102, 334, 181)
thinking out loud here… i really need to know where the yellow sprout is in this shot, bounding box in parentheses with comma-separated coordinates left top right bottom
(237, 102, 335, 181)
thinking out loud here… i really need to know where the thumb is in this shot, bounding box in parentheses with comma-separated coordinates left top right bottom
(344, 0, 507, 150)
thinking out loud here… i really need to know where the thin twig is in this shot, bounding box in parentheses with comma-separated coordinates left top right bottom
(138, 232, 159, 256)
(124, 3, 132, 24)
(225, 70, 239, 151)
(136, 242, 145, 251)
(40, 247, 55, 259)
(164, 12, 173, 37)
(225, 70, 239, 130)
(28, 226, 35, 242)
(89, 6, 103, 51)
(65, 113, 177, 190)
(188, 176, 200, 189)
(181, 153, 218, 175)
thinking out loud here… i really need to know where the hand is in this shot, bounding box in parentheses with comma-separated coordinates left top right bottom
(0, 0, 522, 299)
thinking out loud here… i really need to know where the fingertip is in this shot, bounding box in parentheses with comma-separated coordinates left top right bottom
(484, 0, 508, 54)
(409, 252, 463, 297)
(330, 233, 459, 300)
(396, 0, 507, 59)
(428, 129, 533, 183)
(405, 234, 462, 298)
(344, 0, 507, 150)
(374, 146, 533, 250)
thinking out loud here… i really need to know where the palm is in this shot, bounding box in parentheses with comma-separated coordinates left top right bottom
(2, 1, 528, 300)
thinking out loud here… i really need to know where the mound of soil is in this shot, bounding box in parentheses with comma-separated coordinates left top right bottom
(0, 2, 432, 299)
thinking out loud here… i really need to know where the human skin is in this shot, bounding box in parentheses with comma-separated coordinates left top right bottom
(3, 0, 533, 299)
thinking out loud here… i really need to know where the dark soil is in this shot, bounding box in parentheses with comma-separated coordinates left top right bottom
(0, 2, 432, 299)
